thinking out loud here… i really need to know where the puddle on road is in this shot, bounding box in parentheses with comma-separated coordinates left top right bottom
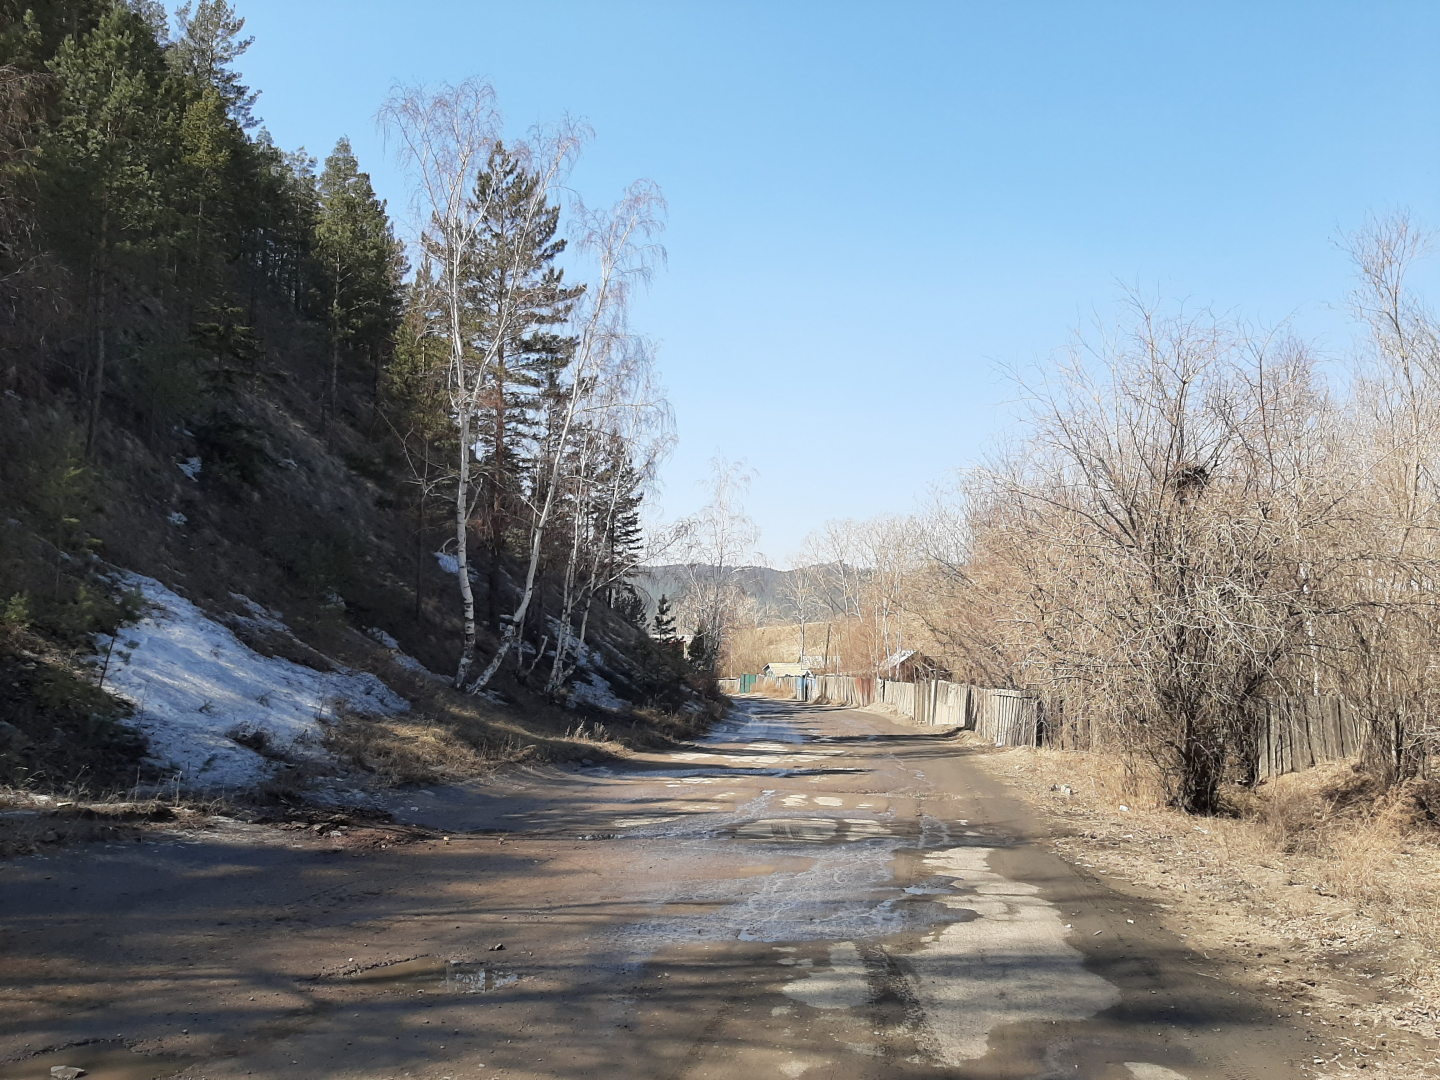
(736, 818, 838, 843)
(903, 876, 955, 896)
(0, 1042, 191, 1080)
(612, 815, 679, 829)
(349, 956, 518, 993)
(1126, 1064, 1191, 1080)
(660, 899, 729, 915)
(734, 818, 898, 843)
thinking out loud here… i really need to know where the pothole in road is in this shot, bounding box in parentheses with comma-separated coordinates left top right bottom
(348, 956, 518, 993)
(733, 818, 907, 843)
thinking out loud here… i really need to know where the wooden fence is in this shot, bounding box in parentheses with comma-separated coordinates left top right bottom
(1255, 695, 1366, 780)
(735, 672, 1040, 747)
(730, 672, 1362, 776)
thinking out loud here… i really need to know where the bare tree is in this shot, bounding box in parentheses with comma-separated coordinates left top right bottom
(1334, 211, 1440, 782)
(678, 456, 760, 671)
(780, 562, 823, 663)
(946, 296, 1341, 810)
(380, 80, 582, 687)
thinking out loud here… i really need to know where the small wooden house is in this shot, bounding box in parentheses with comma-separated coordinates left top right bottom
(879, 649, 951, 682)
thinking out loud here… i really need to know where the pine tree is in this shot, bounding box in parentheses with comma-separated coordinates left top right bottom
(170, 0, 257, 127)
(651, 594, 676, 640)
(464, 143, 583, 610)
(687, 624, 716, 672)
(240, 133, 318, 307)
(314, 137, 403, 428)
(177, 83, 239, 287)
(40, 1, 176, 452)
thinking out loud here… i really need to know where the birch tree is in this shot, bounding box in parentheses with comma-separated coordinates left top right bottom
(780, 562, 823, 663)
(678, 456, 760, 673)
(380, 80, 582, 687)
(544, 342, 674, 693)
(466, 180, 667, 692)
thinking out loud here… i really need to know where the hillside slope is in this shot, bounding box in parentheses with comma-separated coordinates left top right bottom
(0, 3, 709, 801)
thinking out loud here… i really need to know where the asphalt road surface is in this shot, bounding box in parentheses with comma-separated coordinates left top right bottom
(1, 698, 1322, 1079)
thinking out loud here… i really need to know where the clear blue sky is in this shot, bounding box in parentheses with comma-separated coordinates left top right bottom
(230, 1, 1440, 564)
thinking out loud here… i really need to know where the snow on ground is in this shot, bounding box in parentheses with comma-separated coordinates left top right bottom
(570, 671, 626, 712)
(365, 627, 445, 681)
(96, 572, 408, 790)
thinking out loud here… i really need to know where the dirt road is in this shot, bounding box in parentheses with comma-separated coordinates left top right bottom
(1, 699, 1336, 1079)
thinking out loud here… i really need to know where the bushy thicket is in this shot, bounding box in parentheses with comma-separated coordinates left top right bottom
(790, 217, 1440, 813)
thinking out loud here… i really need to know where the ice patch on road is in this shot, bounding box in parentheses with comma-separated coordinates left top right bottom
(1125, 1066, 1190, 1080)
(706, 701, 806, 745)
(96, 572, 408, 790)
(782, 941, 870, 1010)
(908, 846, 1119, 1064)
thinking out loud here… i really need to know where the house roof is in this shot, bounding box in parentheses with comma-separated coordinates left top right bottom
(762, 663, 813, 677)
(880, 649, 917, 672)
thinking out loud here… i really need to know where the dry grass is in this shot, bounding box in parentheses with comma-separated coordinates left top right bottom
(314, 656, 721, 792)
(323, 712, 499, 786)
(722, 621, 879, 678)
(967, 742, 1440, 1078)
(723, 624, 809, 676)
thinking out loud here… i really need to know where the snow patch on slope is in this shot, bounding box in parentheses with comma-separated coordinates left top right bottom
(569, 670, 626, 712)
(96, 572, 407, 790)
(366, 626, 444, 681)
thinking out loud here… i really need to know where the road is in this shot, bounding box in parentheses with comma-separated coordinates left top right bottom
(0, 698, 1320, 1079)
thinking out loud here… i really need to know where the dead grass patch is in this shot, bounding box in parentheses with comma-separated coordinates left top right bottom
(324, 712, 496, 786)
(965, 741, 1440, 1079)
(315, 665, 717, 792)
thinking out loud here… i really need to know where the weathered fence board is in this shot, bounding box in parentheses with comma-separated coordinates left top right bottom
(1255, 695, 1365, 780)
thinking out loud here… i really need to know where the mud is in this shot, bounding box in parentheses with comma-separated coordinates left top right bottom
(0, 699, 1340, 1078)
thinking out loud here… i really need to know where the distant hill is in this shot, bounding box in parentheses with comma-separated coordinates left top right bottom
(632, 564, 855, 627)
(633, 564, 793, 624)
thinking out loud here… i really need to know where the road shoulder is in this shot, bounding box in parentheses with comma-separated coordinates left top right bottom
(963, 740, 1440, 1079)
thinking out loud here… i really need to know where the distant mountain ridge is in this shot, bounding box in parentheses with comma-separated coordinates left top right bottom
(633, 564, 794, 623)
(632, 563, 854, 627)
